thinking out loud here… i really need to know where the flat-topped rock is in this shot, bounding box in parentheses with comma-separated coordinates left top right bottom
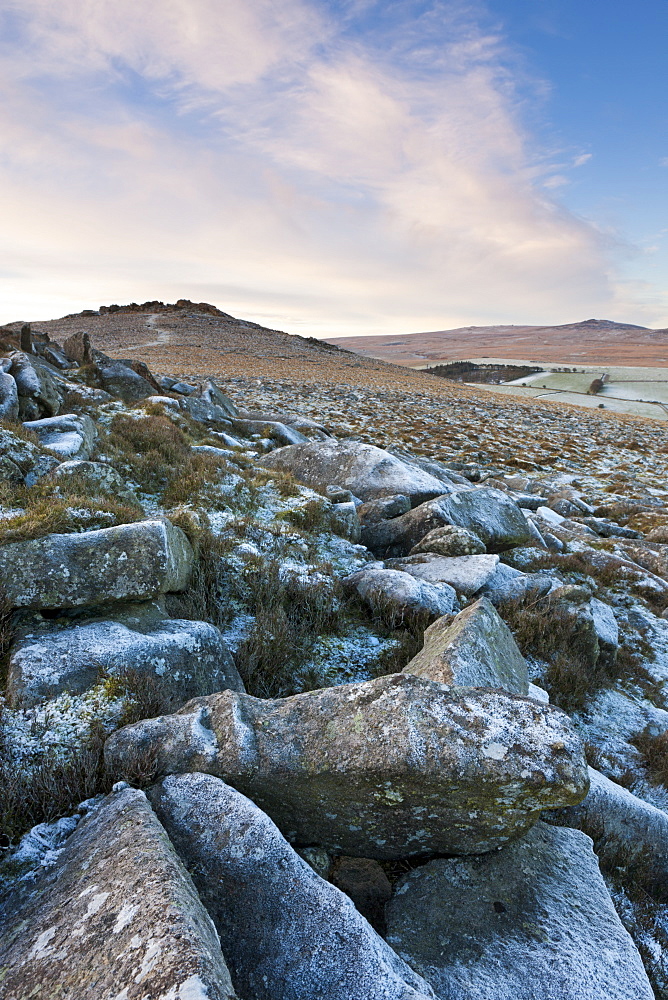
(387, 553, 500, 595)
(259, 438, 450, 505)
(6, 602, 242, 707)
(23, 413, 97, 460)
(149, 773, 435, 1000)
(403, 597, 529, 694)
(106, 672, 589, 859)
(385, 821, 653, 1000)
(0, 786, 236, 1000)
(0, 518, 193, 609)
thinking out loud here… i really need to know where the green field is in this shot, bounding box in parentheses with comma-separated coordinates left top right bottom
(418, 359, 668, 421)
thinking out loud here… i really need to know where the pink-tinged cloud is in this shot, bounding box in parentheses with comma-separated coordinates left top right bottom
(0, 0, 665, 334)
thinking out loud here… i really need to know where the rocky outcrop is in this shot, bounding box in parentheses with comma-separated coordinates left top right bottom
(363, 489, 534, 557)
(0, 785, 236, 1000)
(23, 413, 97, 460)
(93, 354, 155, 401)
(106, 673, 589, 858)
(0, 518, 193, 609)
(260, 439, 450, 505)
(344, 565, 458, 622)
(403, 597, 529, 694)
(6, 601, 242, 707)
(385, 821, 653, 1000)
(0, 370, 19, 420)
(148, 773, 435, 1000)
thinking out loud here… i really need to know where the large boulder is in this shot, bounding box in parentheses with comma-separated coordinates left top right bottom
(0, 518, 193, 609)
(479, 562, 553, 605)
(364, 489, 534, 557)
(385, 821, 653, 1000)
(386, 553, 500, 595)
(6, 601, 243, 707)
(403, 597, 528, 694)
(344, 566, 458, 623)
(93, 354, 155, 401)
(259, 439, 450, 505)
(22, 413, 97, 460)
(148, 773, 435, 1000)
(0, 785, 236, 1000)
(106, 673, 589, 859)
(9, 351, 61, 418)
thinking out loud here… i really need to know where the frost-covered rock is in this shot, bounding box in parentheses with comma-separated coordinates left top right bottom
(0, 518, 193, 609)
(358, 494, 411, 525)
(590, 598, 619, 667)
(233, 417, 308, 447)
(329, 500, 361, 541)
(0, 786, 236, 1000)
(148, 773, 435, 1000)
(344, 566, 457, 622)
(385, 821, 653, 1000)
(9, 351, 61, 419)
(403, 597, 528, 694)
(201, 378, 239, 418)
(6, 602, 242, 707)
(106, 673, 589, 858)
(23, 413, 97, 460)
(409, 524, 486, 556)
(52, 459, 137, 502)
(259, 439, 450, 505)
(362, 489, 532, 557)
(0, 425, 58, 484)
(0, 370, 18, 420)
(387, 553, 500, 595)
(479, 562, 553, 605)
(548, 766, 668, 888)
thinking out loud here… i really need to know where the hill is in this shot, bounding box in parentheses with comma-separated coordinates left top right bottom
(326, 318, 668, 367)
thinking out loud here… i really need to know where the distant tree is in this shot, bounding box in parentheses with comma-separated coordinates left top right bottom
(587, 378, 605, 395)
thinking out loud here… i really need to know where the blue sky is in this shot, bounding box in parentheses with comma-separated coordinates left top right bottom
(0, 0, 666, 336)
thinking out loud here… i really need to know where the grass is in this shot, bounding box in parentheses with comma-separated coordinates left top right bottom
(496, 593, 619, 712)
(104, 412, 236, 504)
(0, 668, 178, 851)
(630, 727, 668, 790)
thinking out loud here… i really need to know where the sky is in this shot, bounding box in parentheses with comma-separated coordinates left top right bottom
(0, 0, 666, 337)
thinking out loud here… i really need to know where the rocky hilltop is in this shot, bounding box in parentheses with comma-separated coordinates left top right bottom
(0, 306, 667, 997)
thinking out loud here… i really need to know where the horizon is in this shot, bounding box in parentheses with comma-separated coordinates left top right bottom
(2, 1, 667, 337)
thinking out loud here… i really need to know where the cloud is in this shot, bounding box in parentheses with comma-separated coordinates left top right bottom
(0, 0, 665, 333)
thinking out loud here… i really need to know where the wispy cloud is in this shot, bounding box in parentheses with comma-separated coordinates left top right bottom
(0, 0, 663, 333)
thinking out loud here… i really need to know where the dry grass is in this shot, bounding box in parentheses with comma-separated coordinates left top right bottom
(0, 668, 178, 850)
(496, 593, 619, 711)
(104, 412, 236, 505)
(631, 727, 668, 789)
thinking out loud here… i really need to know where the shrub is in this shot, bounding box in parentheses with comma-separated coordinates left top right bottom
(630, 727, 668, 789)
(496, 593, 620, 712)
